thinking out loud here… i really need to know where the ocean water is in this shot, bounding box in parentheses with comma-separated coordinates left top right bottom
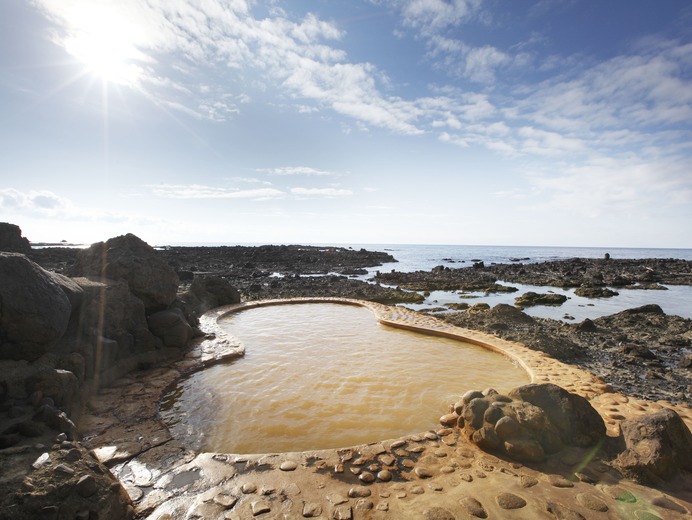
(349, 244, 692, 322)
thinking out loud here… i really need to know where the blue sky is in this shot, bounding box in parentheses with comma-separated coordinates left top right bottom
(1, 1, 691, 247)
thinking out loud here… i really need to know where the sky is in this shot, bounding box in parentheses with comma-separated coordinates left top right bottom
(1, 0, 691, 248)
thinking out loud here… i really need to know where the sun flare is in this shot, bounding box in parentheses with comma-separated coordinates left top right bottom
(61, 6, 144, 86)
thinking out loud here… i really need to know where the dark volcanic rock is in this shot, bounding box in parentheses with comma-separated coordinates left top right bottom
(0, 222, 31, 254)
(147, 308, 193, 348)
(0, 253, 72, 361)
(158, 244, 396, 277)
(574, 286, 619, 298)
(515, 292, 568, 307)
(71, 234, 178, 311)
(615, 408, 692, 484)
(375, 257, 692, 290)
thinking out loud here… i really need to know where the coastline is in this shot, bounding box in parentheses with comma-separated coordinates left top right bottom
(3, 235, 691, 518)
(28, 244, 692, 406)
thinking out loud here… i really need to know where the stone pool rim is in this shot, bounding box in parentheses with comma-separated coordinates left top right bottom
(80, 297, 692, 519)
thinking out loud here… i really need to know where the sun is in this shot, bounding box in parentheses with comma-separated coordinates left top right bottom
(61, 6, 144, 87)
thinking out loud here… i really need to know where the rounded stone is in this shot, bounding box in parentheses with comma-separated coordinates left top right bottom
(355, 499, 374, 511)
(465, 398, 490, 429)
(549, 475, 575, 488)
(520, 475, 539, 488)
(484, 404, 504, 424)
(496, 493, 527, 510)
(651, 496, 688, 514)
(576, 493, 608, 512)
(348, 486, 371, 498)
(461, 390, 485, 404)
(440, 414, 458, 427)
(241, 483, 257, 494)
(410, 485, 425, 495)
(495, 416, 521, 440)
(359, 472, 375, 483)
(415, 467, 433, 479)
(279, 461, 297, 471)
(377, 470, 393, 482)
(471, 426, 500, 451)
(423, 507, 455, 520)
(459, 496, 488, 518)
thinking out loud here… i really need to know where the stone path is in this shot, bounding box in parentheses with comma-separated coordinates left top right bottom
(79, 298, 692, 519)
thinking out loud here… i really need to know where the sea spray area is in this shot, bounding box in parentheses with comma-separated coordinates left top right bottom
(1, 225, 691, 518)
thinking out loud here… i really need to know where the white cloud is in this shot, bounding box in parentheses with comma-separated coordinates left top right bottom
(147, 184, 285, 200)
(0, 188, 128, 223)
(290, 187, 354, 198)
(259, 166, 338, 176)
(380, 0, 483, 34)
(523, 154, 692, 219)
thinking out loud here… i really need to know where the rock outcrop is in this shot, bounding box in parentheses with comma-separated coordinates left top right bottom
(514, 291, 568, 308)
(0, 253, 72, 361)
(0, 222, 31, 254)
(448, 384, 606, 463)
(71, 234, 179, 311)
(615, 408, 692, 484)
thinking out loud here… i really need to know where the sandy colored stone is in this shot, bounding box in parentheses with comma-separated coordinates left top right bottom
(496, 492, 526, 509)
(459, 496, 487, 518)
(279, 460, 298, 471)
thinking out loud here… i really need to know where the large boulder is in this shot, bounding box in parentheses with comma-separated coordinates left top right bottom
(190, 276, 241, 310)
(69, 277, 160, 377)
(615, 408, 692, 484)
(71, 234, 178, 311)
(147, 308, 193, 348)
(0, 222, 31, 254)
(0, 253, 72, 361)
(451, 385, 606, 463)
(508, 383, 606, 447)
(177, 275, 241, 321)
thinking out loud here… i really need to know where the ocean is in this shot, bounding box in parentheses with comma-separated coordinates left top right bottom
(332, 244, 692, 322)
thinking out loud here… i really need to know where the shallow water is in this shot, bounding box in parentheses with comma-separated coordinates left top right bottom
(161, 303, 529, 454)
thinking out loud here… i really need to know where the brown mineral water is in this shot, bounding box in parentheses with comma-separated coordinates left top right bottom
(160, 303, 529, 453)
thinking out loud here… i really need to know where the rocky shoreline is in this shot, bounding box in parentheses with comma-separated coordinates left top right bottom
(2, 223, 691, 518)
(28, 243, 692, 406)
